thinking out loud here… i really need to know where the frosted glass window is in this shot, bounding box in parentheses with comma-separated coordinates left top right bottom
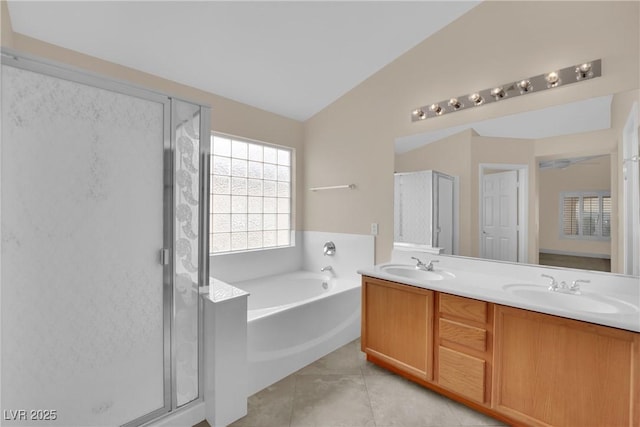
(213, 156, 230, 176)
(248, 214, 263, 231)
(264, 214, 277, 230)
(248, 143, 263, 161)
(210, 133, 293, 254)
(231, 195, 247, 213)
(264, 230, 277, 247)
(213, 175, 230, 194)
(278, 149, 291, 166)
(213, 136, 231, 156)
(277, 165, 290, 182)
(212, 233, 231, 252)
(248, 231, 263, 249)
(264, 180, 277, 197)
(231, 177, 248, 195)
(213, 214, 231, 232)
(248, 197, 263, 213)
(248, 161, 263, 179)
(278, 198, 290, 214)
(248, 179, 263, 196)
(264, 197, 277, 213)
(212, 195, 230, 213)
(264, 163, 277, 180)
(264, 146, 277, 163)
(231, 158, 248, 177)
(232, 140, 248, 159)
(231, 232, 248, 251)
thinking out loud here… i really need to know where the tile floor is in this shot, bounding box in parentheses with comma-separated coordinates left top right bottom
(201, 338, 508, 427)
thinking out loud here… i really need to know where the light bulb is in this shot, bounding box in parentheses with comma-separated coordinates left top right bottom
(468, 93, 484, 106)
(429, 103, 443, 115)
(448, 98, 462, 110)
(490, 87, 506, 99)
(575, 62, 593, 80)
(545, 71, 560, 87)
(518, 79, 532, 93)
(412, 108, 426, 120)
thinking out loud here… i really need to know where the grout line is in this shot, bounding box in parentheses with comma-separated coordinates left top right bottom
(360, 362, 378, 427)
(288, 373, 297, 427)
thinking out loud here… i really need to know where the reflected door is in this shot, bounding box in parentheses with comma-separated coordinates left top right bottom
(481, 170, 518, 262)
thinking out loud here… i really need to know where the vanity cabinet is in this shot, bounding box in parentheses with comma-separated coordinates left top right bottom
(436, 293, 493, 404)
(361, 276, 434, 380)
(493, 305, 640, 427)
(361, 275, 640, 427)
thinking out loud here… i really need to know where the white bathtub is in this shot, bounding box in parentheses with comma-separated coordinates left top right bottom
(233, 271, 361, 396)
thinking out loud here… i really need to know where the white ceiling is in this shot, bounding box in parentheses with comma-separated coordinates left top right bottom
(394, 95, 614, 154)
(7, 1, 480, 121)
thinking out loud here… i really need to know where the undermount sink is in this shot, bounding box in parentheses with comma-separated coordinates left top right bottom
(381, 264, 454, 281)
(502, 284, 638, 314)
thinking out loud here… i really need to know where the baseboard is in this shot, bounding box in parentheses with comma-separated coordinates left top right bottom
(539, 249, 611, 259)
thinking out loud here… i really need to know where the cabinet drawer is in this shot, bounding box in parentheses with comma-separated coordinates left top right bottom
(439, 318, 487, 352)
(438, 347, 486, 403)
(439, 293, 487, 324)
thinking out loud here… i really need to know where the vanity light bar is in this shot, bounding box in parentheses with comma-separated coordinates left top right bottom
(411, 59, 602, 122)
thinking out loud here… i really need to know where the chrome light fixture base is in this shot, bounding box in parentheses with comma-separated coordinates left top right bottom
(411, 59, 601, 122)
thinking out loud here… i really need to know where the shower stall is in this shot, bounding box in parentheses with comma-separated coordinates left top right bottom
(1, 51, 210, 426)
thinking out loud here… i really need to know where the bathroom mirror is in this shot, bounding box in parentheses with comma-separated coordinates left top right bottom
(394, 90, 640, 277)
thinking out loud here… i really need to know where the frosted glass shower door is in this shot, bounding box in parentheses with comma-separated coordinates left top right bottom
(173, 100, 204, 407)
(1, 64, 170, 426)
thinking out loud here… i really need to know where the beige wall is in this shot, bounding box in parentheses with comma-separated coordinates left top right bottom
(2, 1, 638, 264)
(304, 1, 640, 263)
(1, 1, 13, 48)
(0, 2, 305, 230)
(539, 156, 612, 257)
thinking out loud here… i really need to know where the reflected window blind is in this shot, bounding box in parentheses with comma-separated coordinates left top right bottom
(560, 192, 611, 240)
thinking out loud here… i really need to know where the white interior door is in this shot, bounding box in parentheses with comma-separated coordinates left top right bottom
(481, 170, 518, 262)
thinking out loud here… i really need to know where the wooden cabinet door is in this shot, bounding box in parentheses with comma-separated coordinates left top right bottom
(493, 305, 640, 427)
(361, 277, 434, 380)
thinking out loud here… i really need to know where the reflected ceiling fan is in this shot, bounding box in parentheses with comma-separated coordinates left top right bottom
(539, 155, 606, 170)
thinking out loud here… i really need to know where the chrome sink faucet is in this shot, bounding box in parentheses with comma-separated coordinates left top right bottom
(320, 265, 333, 273)
(542, 274, 589, 295)
(541, 274, 559, 291)
(411, 257, 438, 271)
(569, 279, 590, 295)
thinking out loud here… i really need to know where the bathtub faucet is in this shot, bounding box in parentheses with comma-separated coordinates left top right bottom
(320, 265, 333, 273)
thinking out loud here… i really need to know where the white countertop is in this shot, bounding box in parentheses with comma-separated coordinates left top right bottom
(358, 254, 640, 333)
(200, 277, 249, 304)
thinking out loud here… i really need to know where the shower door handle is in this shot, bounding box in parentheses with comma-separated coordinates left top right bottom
(159, 248, 170, 265)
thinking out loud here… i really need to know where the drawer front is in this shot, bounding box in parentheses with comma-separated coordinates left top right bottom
(439, 318, 487, 352)
(439, 293, 487, 324)
(438, 347, 486, 403)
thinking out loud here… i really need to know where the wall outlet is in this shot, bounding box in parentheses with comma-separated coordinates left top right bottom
(370, 223, 379, 236)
